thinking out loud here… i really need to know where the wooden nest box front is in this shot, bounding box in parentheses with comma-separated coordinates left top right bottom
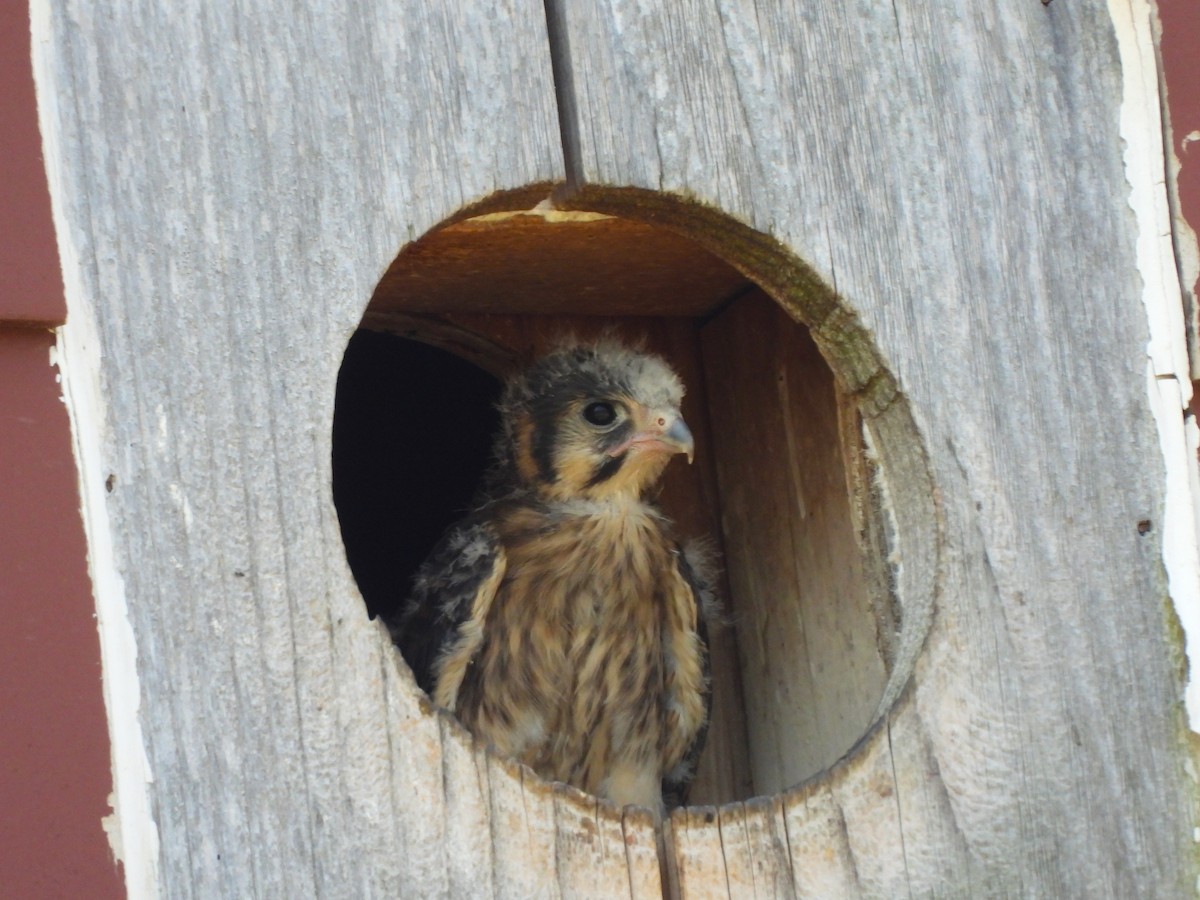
(41, 0, 1194, 890)
(334, 208, 919, 806)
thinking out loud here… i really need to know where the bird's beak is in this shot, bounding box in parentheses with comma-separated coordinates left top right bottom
(661, 415, 695, 465)
(621, 410, 695, 465)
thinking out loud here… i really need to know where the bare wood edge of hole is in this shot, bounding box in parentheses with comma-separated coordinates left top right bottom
(374, 616, 438, 717)
(659, 814, 680, 899)
(653, 689, 912, 895)
(837, 385, 901, 676)
(862, 403, 942, 720)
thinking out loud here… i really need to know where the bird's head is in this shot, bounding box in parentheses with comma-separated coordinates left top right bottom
(495, 339, 694, 504)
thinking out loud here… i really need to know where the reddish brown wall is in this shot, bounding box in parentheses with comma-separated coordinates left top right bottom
(0, 0, 122, 895)
(1159, 0, 1200, 410)
(1160, 1, 1200, 260)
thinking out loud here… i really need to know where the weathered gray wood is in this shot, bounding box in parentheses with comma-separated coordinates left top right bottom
(438, 715, 496, 898)
(486, 754, 560, 900)
(553, 0, 1196, 895)
(553, 784, 634, 899)
(621, 807, 664, 899)
(36, 1, 608, 896)
(668, 807, 729, 900)
(714, 798, 795, 899)
(39, 0, 1197, 895)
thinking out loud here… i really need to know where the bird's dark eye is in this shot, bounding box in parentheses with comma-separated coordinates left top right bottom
(582, 401, 617, 426)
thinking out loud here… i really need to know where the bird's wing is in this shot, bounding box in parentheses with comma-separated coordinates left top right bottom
(388, 515, 507, 710)
(662, 540, 718, 808)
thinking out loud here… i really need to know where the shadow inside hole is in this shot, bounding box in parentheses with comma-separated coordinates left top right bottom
(332, 330, 501, 621)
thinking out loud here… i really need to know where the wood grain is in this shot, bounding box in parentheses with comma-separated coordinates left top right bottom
(622, 807, 664, 899)
(554, 0, 1196, 894)
(38, 0, 1196, 894)
(37, 0, 571, 895)
(486, 753, 559, 900)
(715, 799, 796, 899)
(552, 784, 633, 899)
(372, 213, 750, 317)
(668, 807, 729, 900)
(702, 292, 886, 795)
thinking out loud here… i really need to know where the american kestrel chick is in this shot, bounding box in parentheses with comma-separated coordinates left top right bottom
(390, 338, 714, 813)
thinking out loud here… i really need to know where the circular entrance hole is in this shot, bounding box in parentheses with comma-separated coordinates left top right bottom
(333, 197, 935, 806)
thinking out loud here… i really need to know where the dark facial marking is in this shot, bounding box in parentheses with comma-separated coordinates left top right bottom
(586, 452, 627, 488)
(515, 349, 642, 486)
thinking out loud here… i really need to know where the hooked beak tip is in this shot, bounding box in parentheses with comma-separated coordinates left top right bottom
(663, 416, 695, 464)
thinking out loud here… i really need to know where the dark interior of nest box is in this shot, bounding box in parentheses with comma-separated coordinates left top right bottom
(333, 211, 895, 805)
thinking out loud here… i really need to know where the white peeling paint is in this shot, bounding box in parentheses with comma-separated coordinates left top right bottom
(31, 1, 161, 895)
(1110, 0, 1200, 728)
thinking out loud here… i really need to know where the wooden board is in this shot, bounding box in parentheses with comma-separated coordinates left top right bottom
(37, 0, 1197, 895)
(701, 292, 886, 795)
(551, 0, 1196, 894)
(35, 1, 623, 896)
(372, 212, 751, 317)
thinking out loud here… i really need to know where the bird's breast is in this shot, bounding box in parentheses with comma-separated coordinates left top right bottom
(456, 505, 681, 796)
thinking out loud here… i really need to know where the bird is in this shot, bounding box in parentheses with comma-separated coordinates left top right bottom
(389, 337, 715, 814)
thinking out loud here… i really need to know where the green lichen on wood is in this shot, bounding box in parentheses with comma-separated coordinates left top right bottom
(1160, 586, 1200, 883)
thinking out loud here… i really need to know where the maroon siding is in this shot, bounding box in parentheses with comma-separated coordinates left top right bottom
(0, 2, 64, 325)
(1160, 1, 1200, 255)
(0, 0, 123, 896)
(0, 330, 123, 898)
(1159, 0, 1200, 410)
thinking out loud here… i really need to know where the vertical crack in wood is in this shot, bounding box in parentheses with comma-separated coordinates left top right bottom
(542, 0, 584, 196)
(885, 719, 915, 900)
(713, 811, 734, 898)
(282, 548, 323, 894)
(776, 798, 798, 895)
(889, 0, 906, 61)
(515, 765, 549, 896)
(657, 817, 676, 900)
(437, 714, 456, 891)
(830, 791, 865, 894)
(380, 651, 407, 887)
